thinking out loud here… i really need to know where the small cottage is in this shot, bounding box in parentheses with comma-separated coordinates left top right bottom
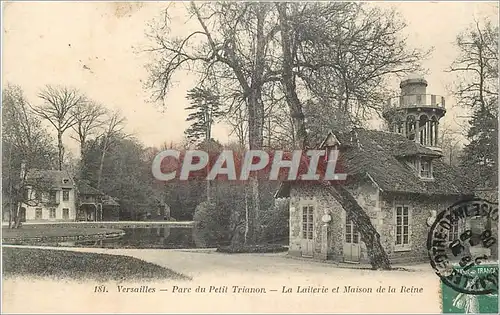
(20, 169, 77, 222)
(274, 77, 493, 264)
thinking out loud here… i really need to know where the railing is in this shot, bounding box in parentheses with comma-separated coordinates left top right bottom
(386, 94, 445, 109)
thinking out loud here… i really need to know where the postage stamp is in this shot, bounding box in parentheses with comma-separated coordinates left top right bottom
(441, 265, 499, 314)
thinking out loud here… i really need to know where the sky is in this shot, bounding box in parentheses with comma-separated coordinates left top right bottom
(2, 1, 498, 155)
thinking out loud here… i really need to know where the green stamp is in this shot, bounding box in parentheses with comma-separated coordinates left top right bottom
(441, 264, 499, 314)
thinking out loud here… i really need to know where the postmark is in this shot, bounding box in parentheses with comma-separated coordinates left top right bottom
(427, 198, 499, 295)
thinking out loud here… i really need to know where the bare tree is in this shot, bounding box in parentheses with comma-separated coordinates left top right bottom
(448, 19, 498, 112)
(275, 2, 429, 269)
(31, 85, 87, 170)
(145, 2, 281, 244)
(448, 18, 499, 188)
(96, 110, 127, 189)
(2, 84, 57, 228)
(71, 101, 107, 156)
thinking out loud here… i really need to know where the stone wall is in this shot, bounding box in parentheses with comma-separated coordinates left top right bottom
(381, 194, 461, 264)
(288, 183, 343, 260)
(288, 181, 382, 263)
(286, 181, 489, 265)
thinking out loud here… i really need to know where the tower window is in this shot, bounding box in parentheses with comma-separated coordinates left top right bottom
(420, 159, 433, 178)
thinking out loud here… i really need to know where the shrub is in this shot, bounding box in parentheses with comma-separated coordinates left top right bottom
(258, 199, 289, 244)
(216, 244, 288, 254)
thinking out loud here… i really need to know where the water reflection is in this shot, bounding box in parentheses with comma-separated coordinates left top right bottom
(71, 226, 227, 249)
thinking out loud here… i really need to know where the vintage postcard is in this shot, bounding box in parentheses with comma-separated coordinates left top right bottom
(2, 1, 498, 313)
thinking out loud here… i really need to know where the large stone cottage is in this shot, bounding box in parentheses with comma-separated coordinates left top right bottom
(274, 77, 484, 265)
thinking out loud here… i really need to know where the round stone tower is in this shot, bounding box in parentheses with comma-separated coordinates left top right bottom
(383, 76, 446, 152)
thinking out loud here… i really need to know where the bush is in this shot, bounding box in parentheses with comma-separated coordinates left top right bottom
(216, 244, 288, 254)
(193, 201, 231, 247)
(258, 199, 289, 244)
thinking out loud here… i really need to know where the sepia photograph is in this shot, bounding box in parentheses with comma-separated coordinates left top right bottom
(1, 1, 498, 313)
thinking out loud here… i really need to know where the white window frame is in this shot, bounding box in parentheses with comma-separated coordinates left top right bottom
(301, 205, 314, 240)
(62, 189, 70, 201)
(394, 204, 412, 251)
(420, 158, 433, 179)
(49, 208, 56, 219)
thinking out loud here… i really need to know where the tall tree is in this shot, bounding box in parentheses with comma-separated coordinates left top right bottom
(184, 87, 224, 145)
(31, 85, 87, 170)
(96, 110, 127, 189)
(2, 84, 57, 228)
(449, 19, 499, 188)
(275, 2, 428, 269)
(145, 2, 428, 264)
(71, 100, 107, 157)
(145, 2, 281, 244)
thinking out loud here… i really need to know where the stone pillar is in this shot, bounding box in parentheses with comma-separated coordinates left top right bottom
(319, 223, 329, 260)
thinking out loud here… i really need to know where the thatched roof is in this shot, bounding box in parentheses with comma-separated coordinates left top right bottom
(275, 128, 473, 198)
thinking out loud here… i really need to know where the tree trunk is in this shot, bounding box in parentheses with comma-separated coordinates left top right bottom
(57, 131, 64, 171)
(242, 6, 267, 245)
(13, 201, 22, 229)
(322, 182, 391, 269)
(97, 137, 109, 190)
(277, 2, 391, 270)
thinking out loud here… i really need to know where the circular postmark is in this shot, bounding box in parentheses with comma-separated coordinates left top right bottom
(427, 198, 499, 295)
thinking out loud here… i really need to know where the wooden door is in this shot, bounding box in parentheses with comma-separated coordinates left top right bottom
(343, 219, 361, 263)
(301, 205, 314, 257)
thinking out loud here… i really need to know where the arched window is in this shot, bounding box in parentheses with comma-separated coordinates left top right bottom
(406, 115, 416, 141)
(419, 115, 429, 146)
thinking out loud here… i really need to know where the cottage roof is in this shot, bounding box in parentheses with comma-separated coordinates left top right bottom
(77, 181, 103, 196)
(102, 196, 120, 206)
(26, 169, 75, 189)
(275, 128, 473, 198)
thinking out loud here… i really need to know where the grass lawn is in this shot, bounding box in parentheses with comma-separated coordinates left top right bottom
(2, 247, 190, 282)
(2, 226, 124, 241)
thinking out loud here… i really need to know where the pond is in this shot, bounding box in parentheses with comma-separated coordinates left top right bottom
(63, 226, 231, 249)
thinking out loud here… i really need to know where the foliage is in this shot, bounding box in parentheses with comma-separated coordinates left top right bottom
(2, 84, 58, 227)
(258, 199, 290, 244)
(184, 87, 225, 145)
(81, 136, 164, 220)
(193, 200, 232, 247)
(450, 19, 499, 189)
(216, 244, 288, 254)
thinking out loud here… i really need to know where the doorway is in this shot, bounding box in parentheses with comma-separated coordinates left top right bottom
(343, 217, 361, 263)
(300, 205, 314, 257)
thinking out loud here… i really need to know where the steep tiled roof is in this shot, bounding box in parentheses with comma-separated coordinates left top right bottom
(275, 128, 473, 198)
(77, 181, 103, 196)
(26, 169, 75, 189)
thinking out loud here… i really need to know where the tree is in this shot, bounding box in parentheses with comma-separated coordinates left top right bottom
(30, 85, 87, 170)
(71, 100, 107, 157)
(274, 2, 429, 269)
(2, 84, 57, 228)
(449, 19, 499, 188)
(184, 87, 224, 145)
(96, 110, 127, 189)
(145, 2, 282, 244)
(145, 2, 428, 265)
